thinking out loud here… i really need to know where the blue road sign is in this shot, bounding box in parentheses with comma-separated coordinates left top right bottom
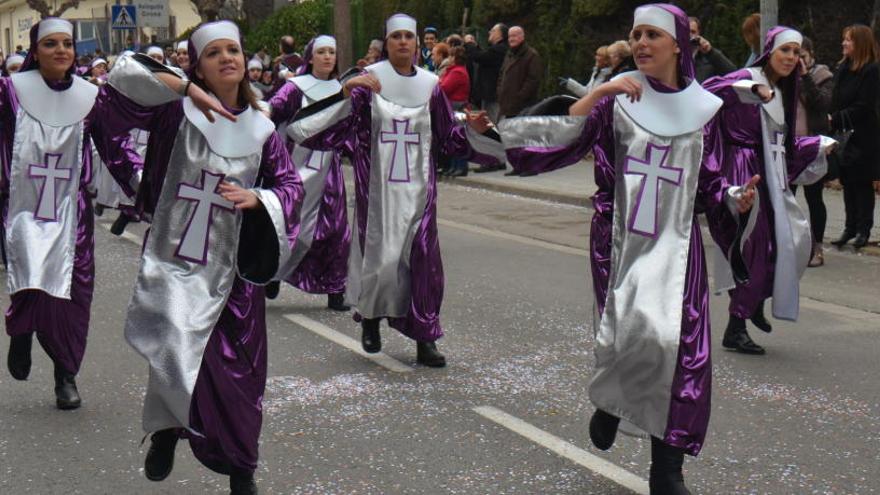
(111, 5, 137, 30)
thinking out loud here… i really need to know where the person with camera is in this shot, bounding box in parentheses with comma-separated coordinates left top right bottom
(689, 16, 737, 83)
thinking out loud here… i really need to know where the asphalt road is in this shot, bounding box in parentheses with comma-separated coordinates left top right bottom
(1, 181, 878, 494)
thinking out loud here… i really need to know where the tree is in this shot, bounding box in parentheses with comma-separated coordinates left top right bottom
(26, 0, 81, 19)
(335, 0, 353, 69)
(190, 0, 226, 22)
(242, 0, 275, 30)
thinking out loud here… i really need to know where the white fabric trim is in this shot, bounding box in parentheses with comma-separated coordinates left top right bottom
(247, 59, 263, 70)
(312, 35, 336, 51)
(191, 21, 241, 58)
(177, 41, 189, 52)
(632, 5, 676, 39)
(291, 74, 342, 103)
(10, 70, 98, 126)
(37, 18, 73, 42)
(6, 54, 24, 66)
(182, 97, 274, 158)
(91, 58, 108, 68)
(746, 68, 785, 125)
(366, 60, 437, 107)
(386, 14, 417, 37)
(772, 29, 803, 52)
(147, 46, 164, 57)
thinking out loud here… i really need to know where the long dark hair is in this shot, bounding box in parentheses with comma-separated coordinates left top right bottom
(189, 70, 261, 110)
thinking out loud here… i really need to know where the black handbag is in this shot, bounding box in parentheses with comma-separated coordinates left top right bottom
(832, 111, 856, 166)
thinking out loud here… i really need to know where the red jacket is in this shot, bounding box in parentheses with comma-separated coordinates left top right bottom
(439, 63, 470, 104)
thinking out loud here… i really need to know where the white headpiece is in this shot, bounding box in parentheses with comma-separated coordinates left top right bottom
(385, 14, 417, 38)
(312, 35, 336, 51)
(177, 40, 189, 52)
(37, 18, 74, 42)
(120, 50, 135, 58)
(90, 58, 108, 68)
(6, 54, 25, 67)
(146, 46, 164, 57)
(632, 5, 677, 39)
(190, 21, 241, 58)
(772, 29, 803, 52)
(247, 58, 263, 71)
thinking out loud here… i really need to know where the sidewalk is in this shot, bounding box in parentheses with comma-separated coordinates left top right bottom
(449, 159, 880, 256)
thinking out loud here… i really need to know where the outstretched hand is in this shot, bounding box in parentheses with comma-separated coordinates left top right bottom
(466, 109, 492, 133)
(188, 83, 237, 123)
(219, 182, 260, 210)
(597, 76, 643, 103)
(344, 74, 381, 97)
(736, 174, 761, 213)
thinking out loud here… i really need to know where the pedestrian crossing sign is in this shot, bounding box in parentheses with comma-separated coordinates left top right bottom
(111, 5, 137, 30)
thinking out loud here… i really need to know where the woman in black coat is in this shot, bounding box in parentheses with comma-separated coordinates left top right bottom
(830, 25, 880, 249)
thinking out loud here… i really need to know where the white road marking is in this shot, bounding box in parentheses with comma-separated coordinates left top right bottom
(473, 406, 649, 494)
(438, 219, 588, 257)
(282, 313, 413, 373)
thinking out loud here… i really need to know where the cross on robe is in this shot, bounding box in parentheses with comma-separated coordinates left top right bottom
(175, 170, 235, 264)
(624, 143, 683, 238)
(768, 131, 788, 191)
(380, 118, 420, 183)
(29, 153, 72, 222)
(305, 149, 327, 171)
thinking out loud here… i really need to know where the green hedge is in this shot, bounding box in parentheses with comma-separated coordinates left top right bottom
(244, 0, 333, 55)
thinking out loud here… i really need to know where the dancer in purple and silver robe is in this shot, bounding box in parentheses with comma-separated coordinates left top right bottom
(268, 34, 352, 310)
(499, 5, 758, 493)
(703, 27, 835, 355)
(2, 18, 141, 410)
(289, 14, 505, 367)
(102, 21, 303, 494)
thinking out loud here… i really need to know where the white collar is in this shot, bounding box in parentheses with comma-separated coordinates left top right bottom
(613, 70, 722, 137)
(746, 68, 785, 125)
(182, 98, 275, 158)
(366, 60, 438, 107)
(11, 71, 99, 126)
(290, 74, 342, 104)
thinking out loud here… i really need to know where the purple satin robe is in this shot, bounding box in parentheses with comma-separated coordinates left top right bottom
(506, 88, 738, 455)
(702, 70, 822, 319)
(100, 86, 302, 475)
(1, 77, 141, 375)
(270, 82, 351, 294)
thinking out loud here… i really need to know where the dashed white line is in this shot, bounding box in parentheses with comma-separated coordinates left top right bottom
(282, 313, 413, 373)
(473, 406, 649, 495)
(438, 219, 588, 257)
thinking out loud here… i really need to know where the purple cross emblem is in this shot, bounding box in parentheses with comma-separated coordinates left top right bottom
(175, 169, 236, 265)
(380, 118, 420, 183)
(624, 143, 683, 238)
(29, 153, 72, 222)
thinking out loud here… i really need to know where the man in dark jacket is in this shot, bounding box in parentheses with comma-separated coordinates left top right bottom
(496, 26, 543, 120)
(464, 23, 508, 122)
(689, 17, 737, 82)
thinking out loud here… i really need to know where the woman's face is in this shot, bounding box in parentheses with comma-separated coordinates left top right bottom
(386, 30, 417, 67)
(92, 63, 107, 77)
(842, 32, 854, 58)
(261, 70, 273, 84)
(630, 25, 679, 78)
(769, 42, 800, 78)
(609, 49, 622, 68)
(800, 49, 814, 69)
(6, 62, 22, 73)
(35, 33, 75, 78)
(248, 66, 262, 82)
(595, 49, 609, 68)
(196, 39, 245, 91)
(177, 48, 190, 70)
(431, 46, 444, 66)
(311, 46, 336, 80)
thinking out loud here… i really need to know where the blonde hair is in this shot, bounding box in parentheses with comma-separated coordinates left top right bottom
(608, 40, 631, 59)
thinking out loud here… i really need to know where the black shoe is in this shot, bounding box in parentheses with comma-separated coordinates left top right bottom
(447, 168, 468, 177)
(750, 301, 772, 333)
(265, 281, 280, 300)
(416, 341, 446, 367)
(53, 363, 81, 410)
(473, 163, 505, 173)
(722, 319, 765, 355)
(361, 318, 381, 353)
(94, 204, 104, 217)
(649, 437, 692, 495)
(7, 334, 33, 380)
(230, 471, 258, 495)
(110, 212, 132, 236)
(144, 429, 179, 482)
(853, 233, 869, 249)
(589, 409, 620, 451)
(831, 230, 856, 247)
(327, 293, 350, 311)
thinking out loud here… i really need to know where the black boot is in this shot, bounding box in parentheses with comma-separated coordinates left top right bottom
(7, 334, 33, 380)
(588, 409, 620, 451)
(230, 470, 258, 495)
(649, 437, 692, 495)
(144, 428, 179, 481)
(53, 363, 81, 410)
(831, 230, 856, 247)
(416, 341, 446, 367)
(94, 204, 104, 217)
(750, 301, 772, 333)
(722, 316, 765, 355)
(327, 293, 350, 311)
(264, 281, 280, 300)
(110, 212, 132, 236)
(361, 318, 381, 353)
(853, 232, 870, 249)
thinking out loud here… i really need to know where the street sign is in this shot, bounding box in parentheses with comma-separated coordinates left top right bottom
(134, 0, 169, 28)
(111, 5, 137, 30)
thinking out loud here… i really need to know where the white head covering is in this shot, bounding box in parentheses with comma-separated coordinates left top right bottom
(385, 14, 417, 38)
(146, 46, 164, 57)
(771, 29, 803, 52)
(120, 50, 135, 58)
(6, 54, 25, 67)
(176, 40, 189, 52)
(37, 18, 73, 42)
(632, 5, 677, 39)
(247, 58, 263, 71)
(90, 57, 108, 68)
(312, 35, 337, 51)
(190, 20, 241, 58)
